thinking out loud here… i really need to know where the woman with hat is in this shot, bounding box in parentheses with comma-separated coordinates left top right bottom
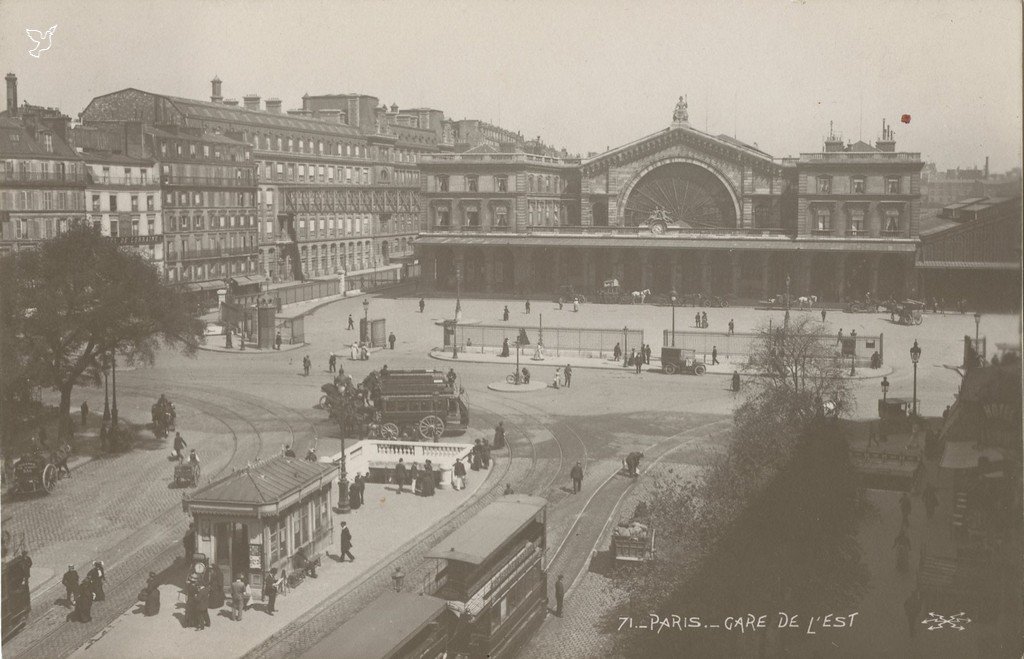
(88, 561, 106, 601)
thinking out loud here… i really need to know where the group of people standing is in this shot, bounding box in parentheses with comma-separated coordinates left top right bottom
(694, 311, 710, 329)
(391, 458, 439, 496)
(64, 560, 106, 623)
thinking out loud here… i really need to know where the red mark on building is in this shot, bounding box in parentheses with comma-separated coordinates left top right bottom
(900, 114, 911, 124)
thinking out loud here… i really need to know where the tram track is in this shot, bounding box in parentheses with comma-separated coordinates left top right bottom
(6, 382, 304, 659)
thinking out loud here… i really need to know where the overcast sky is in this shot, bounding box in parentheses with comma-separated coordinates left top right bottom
(2, 0, 1021, 171)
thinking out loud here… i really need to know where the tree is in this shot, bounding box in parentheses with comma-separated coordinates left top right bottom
(0, 224, 203, 442)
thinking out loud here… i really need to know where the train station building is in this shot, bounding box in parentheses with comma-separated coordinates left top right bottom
(417, 99, 1019, 306)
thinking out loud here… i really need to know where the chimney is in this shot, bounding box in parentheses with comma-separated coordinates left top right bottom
(243, 94, 260, 111)
(210, 76, 223, 103)
(265, 98, 282, 113)
(6, 73, 17, 116)
(984, 156, 989, 178)
(875, 119, 896, 152)
(390, 102, 399, 113)
(223, 99, 239, 107)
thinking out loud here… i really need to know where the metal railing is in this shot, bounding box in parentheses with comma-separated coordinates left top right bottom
(453, 324, 644, 360)
(0, 171, 87, 183)
(169, 246, 256, 261)
(163, 176, 255, 187)
(87, 175, 155, 187)
(426, 225, 789, 237)
(661, 330, 884, 367)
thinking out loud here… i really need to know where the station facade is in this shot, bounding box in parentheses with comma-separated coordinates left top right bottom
(417, 100, 926, 303)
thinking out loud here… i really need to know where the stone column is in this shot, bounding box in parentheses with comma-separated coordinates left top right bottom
(868, 253, 880, 300)
(797, 251, 812, 294)
(760, 252, 772, 298)
(671, 257, 684, 294)
(730, 251, 741, 296)
(482, 247, 494, 293)
(699, 252, 711, 294)
(640, 255, 653, 291)
(611, 249, 625, 285)
(834, 253, 847, 301)
(903, 255, 918, 299)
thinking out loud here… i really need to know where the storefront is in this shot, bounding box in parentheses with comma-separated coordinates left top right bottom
(182, 455, 337, 597)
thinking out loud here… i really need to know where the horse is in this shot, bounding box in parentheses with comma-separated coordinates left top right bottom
(631, 289, 651, 304)
(797, 295, 818, 308)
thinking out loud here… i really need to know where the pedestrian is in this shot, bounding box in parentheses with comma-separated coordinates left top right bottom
(422, 461, 436, 496)
(242, 576, 252, 611)
(728, 319, 734, 335)
(504, 483, 514, 495)
(361, 344, 369, 361)
(612, 342, 622, 362)
(231, 575, 246, 621)
(264, 568, 278, 615)
(80, 400, 89, 428)
(694, 311, 701, 328)
(893, 530, 911, 572)
(275, 331, 282, 350)
(628, 347, 637, 367)
(303, 355, 311, 376)
(62, 564, 79, 608)
(904, 589, 921, 637)
(347, 314, 354, 330)
(471, 440, 482, 471)
(563, 364, 572, 388)
(701, 311, 708, 329)
(554, 574, 565, 616)
(339, 521, 355, 562)
(356, 473, 366, 506)
(453, 457, 466, 490)
(143, 572, 161, 616)
(419, 298, 425, 313)
(731, 370, 740, 393)
(329, 353, 336, 372)
(394, 458, 407, 494)
(88, 560, 106, 602)
(525, 300, 531, 314)
(500, 338, 510, 357)
(900, 492, 912, 524)
(923, 485, 939, 519)
(388, 332, 396, 350)
(481, 441, 491, 469)
(558, 297, 564, 310)
(570, 461, 583, 494)
(446, 368, 457, 388)
(552, 367, 562, 389)
(821, 308, 827, 323)
(837, 328, 844, 344)
(189, 448, 200, 468)
(644, 344, 651, 365)
(349, 479, 360, 510)
(494, 421, 506, 449)
(503, 306, 510, 321)
(711, 346, 719, 365)
(635, 354, 642, 374)
(306, 447, 318, 462)
(174, 432, 187, 463)
(69, 577, 93, 622)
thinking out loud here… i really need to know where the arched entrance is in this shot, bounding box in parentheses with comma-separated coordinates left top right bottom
(620, 159, 740, 229)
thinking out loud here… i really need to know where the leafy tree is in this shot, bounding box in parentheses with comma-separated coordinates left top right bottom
(611, 320, 865, 657)
(0, 224, 203, 443)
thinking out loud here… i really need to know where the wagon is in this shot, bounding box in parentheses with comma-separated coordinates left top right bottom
(895, 300, 925, 325)
(660, 347, 706, 375)
(174, 462, 201, 488)
(878, 397, 915, 434)
(611, 523, 655, 563)
(11, 453, 57, 495)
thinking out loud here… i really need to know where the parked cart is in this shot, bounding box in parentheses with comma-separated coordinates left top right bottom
(11, 452, 58, 495)
(610, 521, 655, 563)
(174, 462, 200, 488)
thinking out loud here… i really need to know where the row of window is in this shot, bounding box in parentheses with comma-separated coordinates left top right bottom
(165, 258, 258, 283)
(91, 214, 158, 237)
(815, 175, 902, 195)
(258, 161, 388, 185)
(434, 204, 510, 228)
(2, 159, 80, 178)
(6, 216, 78, 241)
(164, 191, 254, 208)
(165, 233, 257, 254)
(158, 140, 250, 162)
(1, 190, 85, 212)
(92, 193, 156, 212)
(812, 207, 902, 234)
(168, 214, 256, 232)
(90, 165, 155, 184)
(247, 133, 422, 166)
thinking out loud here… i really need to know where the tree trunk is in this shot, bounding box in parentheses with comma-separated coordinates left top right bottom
(58, 381, 74, 441)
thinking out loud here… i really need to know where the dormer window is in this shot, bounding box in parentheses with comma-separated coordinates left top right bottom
(43, 133, 53, 152)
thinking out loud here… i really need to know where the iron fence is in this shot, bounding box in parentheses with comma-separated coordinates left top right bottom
(661, 330, 883, 367)
(454, 324, 644, 359)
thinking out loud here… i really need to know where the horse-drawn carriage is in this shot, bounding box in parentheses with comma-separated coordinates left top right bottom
(151, 396, 176, 438)
(595, 279, 626, 304)
(845, 298, 880, 313)
(11, 452, 59, 495)
(893, 300, 925, 325)
(173, 462, 200, 488)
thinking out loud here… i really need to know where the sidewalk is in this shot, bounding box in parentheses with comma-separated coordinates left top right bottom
(429, 347, 893, 380)
(70, 475, 488, 659)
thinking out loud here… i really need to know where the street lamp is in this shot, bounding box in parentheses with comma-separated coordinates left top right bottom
(974, 312, 981, 360)
(362, 297, 370, 343)
(454, 265, 463, 323)
(910, 340, 921, 416)
(102, 360, 110, 425)
(785, 273, 791, 309)
(670, 290, 678, 347)
(336, 402, 351, 514)
(110, 349, 118, 427)
(881, 376, 889, 401)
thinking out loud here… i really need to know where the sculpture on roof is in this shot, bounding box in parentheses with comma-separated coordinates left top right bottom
(672, 95, 689, 125)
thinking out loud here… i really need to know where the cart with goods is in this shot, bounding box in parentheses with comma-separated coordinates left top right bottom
(11, 452, 58, 495)
(611, 521, 655, 563)
(174, 462, 201, 488)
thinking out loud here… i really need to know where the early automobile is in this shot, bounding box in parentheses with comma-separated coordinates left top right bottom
(894, 300, 925, 326)
(660, 347, 707, 375)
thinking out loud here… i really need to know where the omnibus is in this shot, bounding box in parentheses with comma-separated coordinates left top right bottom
(371, 370, 469, 440)
(424, 495, 548, 658)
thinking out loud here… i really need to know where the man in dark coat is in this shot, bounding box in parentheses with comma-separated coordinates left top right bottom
(503, 306, 510, 321)
(470, 440, 482, 471)
(349, 479, 360, 510)
(711, 346, 719, 365)
(339, 522, 355, 562)
(388, 332, 396, 350)
(275, 331, 282, 350)
(88, 561, 105, 601)
(196, 583, 211, 630)
(493, 421, 506, 449)
(264, 569, 278, 615)
(422, 462, 435, 496)
(613, 343, 622, 362)
(563, 364, 572, 388)
(356, 473, 366, 506)
(480, 441, 491, 469)
(328, 353, 337, 372)
(570, 462, 584, 494)
(394, 458, 407, 494)
(347, 314, 354, 330)
(732, 371, 741, 393)
(554, 574, 565, 617)
(453, 458, 467, 490)
(419, 298, 425, 313)
(143, 572, 161, 616)
(694, 312, 701, 328)
(208, 563, 225, 608)
(62, 565, 79, 607)
(81, 401, 89, 428)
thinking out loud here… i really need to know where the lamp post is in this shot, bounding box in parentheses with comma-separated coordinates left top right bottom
(670, 290, 678, 347)
(336, 402, 350, 514)
(974, 312, 981, 362)
(110, 349, 118, 427)
(454, 265, 463, 323)
(362, 297, 370, 344)
(785, 273, 791, 309)
(910, 340, 921, 417)
(881, 376, 889, 401)
(102, 360, 110, 425)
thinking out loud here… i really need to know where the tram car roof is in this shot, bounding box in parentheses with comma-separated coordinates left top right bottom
(425, 495, 547, 565)
(305, 591, 448, 659)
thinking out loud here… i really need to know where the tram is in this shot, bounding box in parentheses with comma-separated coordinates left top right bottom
(424, 495, 549, 658)
(2, 524, 31, 644)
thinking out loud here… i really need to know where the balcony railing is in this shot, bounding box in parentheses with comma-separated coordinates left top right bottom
(0, 171, 87, 184)
(169, 246, 256, 261)
(163, 176, 255, 187)
(88, 175, 156, 187)
(427, 225, 789, 237)
(801, 152, 921, 162)
(421, 152, 578, 165)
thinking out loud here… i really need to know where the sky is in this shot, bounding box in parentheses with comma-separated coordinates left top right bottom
(1, 0, 1021, 172)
